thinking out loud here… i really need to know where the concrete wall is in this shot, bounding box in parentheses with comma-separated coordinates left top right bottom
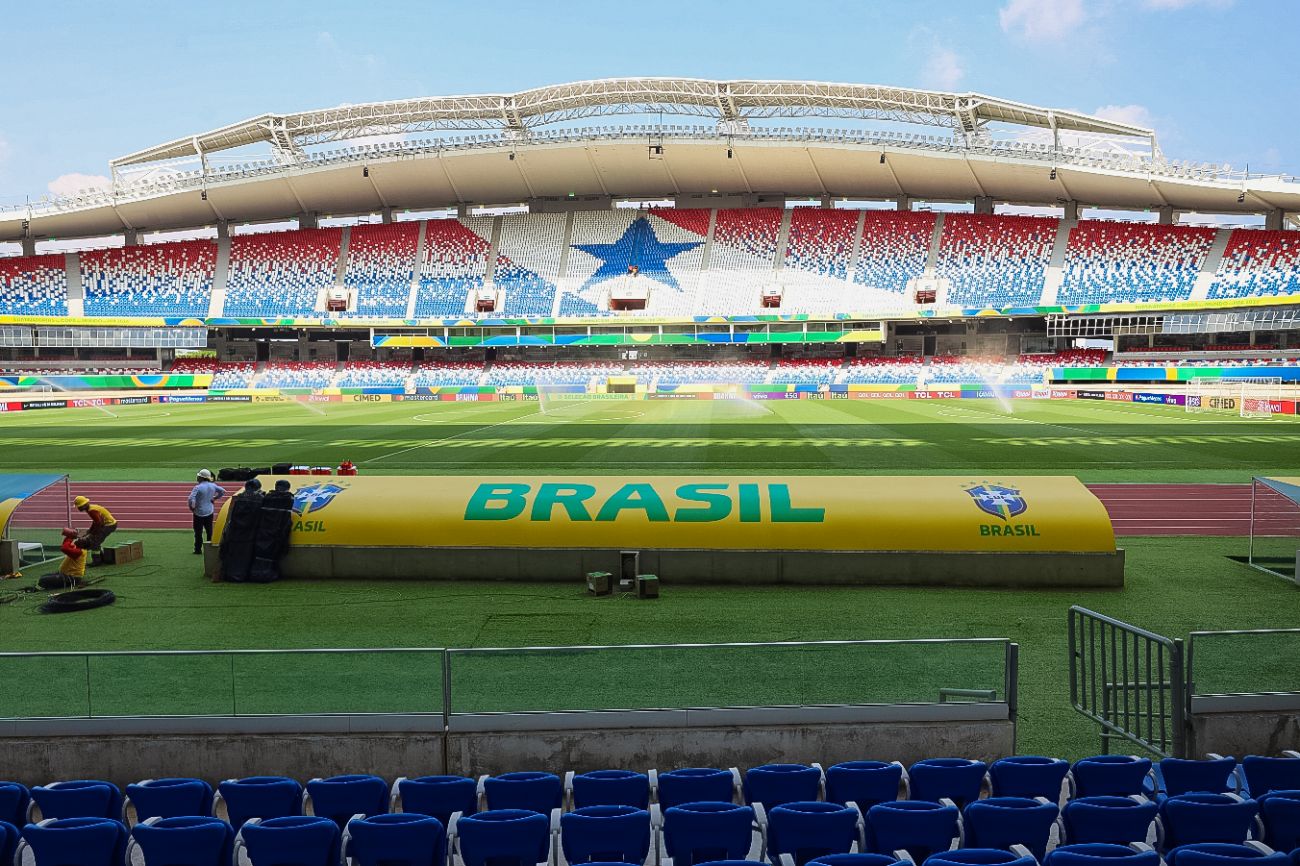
(1189, 696, 1300, 756)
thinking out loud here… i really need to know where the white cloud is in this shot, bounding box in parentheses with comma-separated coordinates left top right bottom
(999, 0, 1086, 41)
(921, 45, 965, 91)
(1093, 104, 1155, 130)
(48, 173, 112, 197)
(1145, 0, 1232, 9)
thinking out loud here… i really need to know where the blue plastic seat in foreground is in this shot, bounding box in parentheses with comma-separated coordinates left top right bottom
(480, 772, 563, 813)
(392, 775, 477, 826)
(1159, 793, 1260, 851)
(18, 817, 129, 866)
(1243, 757, 1300, 799)
(662, 801, 757, 866)
(1258, 789, 1300, 852)
(306, 774, 389, 828)
(963, 796, 1059, 861)
(1044, 844, 1162, 866)
(128, 815, 234, 866)
(238, 815, 340, 866)
(1154, 758, 1239, 799)
(924, 848, 1038, 866)
(453, 808, 553, 866)
(125, 778, 214, 824)
(825, 763, 905, 808)
(30, 780, 124, 821)
(694, 861, 767, 866)
(0, 820, 18, 866)
(344, 812, 445, 866)
(0, 783, 30, 827)
(745, 764, 823, 809)
(1165, 843, 1292, 866)
(1070, 757, 1153, 799)
(865, 800, 960, 862)
(568, 770, 651, 810)
(560, 804, 652, 864)
(988, 757, 1070, 801)
(910, 760, 989, 809)
(808, 854, 910, 866)
(1062, 796, 1157, 845)
(657, 769, 738, 810)
(767, 801, 863, 866)
(217, 776, 303, 830)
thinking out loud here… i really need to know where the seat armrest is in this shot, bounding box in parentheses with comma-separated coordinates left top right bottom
(812, 762, 826, 800)
(1130, 842, 1155, 854)
(777, 855, 796, 866)
(648, 768, 659, 801)
(1009, 844, 1034, 860)
(893, 849, 916, 863)
(476, 775, 489, 811)
(728, 767, 742, 804)
(563, 771, 575, 810)
(895, 762, 910, 800)
(1282, 750, 1300, 759)
(1244, 841, 1277, 855)
(389, 777, 406, 813)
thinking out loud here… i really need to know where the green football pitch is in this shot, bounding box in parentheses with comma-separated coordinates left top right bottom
(1, 397, 1298, 757)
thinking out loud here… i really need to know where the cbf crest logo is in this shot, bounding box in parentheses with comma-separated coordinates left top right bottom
(965, 483, 1028, 521)
(292, 482, 346, 516)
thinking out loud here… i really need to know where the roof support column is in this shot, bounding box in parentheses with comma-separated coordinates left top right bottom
(894, 195, 912, 211)
(216, 220, 230, 240)
(1264, 208, 1285, 231)
(1063, 200, 1080, 222)
(974, 196, 994, 215)
(1158, 206, 1175, 225)
(123, 228, 139, 247)
(299, 212, 319, 230)
(20, 238, 36, 257)
(381, 207, 395, 225)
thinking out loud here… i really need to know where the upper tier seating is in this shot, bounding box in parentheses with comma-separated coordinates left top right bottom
(343, 223, 419, 317)
(699, 208, 782, 315)
(412, 362, 483, 388)
(335, 360, 410, 388)
(936, 215, 1057, 307)
(1059, 222, 1216, 304)
(209, 363, 257, 389)
(486, 361, 622, 386)
(1210, 230, 1300, 300)
(256, 362, 336, 390)
(415, 218, 493, 317)
(496, 214, 565, 316)
(0, 254, 69, 316)
(168, 358, 220, 375)
(785, 209, 858, 280)
(855, 211, 937, 293)
(81, 241, 216, 316)
(224, 228, 342, 317)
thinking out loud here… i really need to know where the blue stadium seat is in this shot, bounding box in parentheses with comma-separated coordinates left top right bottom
(661, 801, 758, 866)
(824, 762, 906, 808)
(559, 804, 652, 864)
(963, 796, 1060, 860)
(343, 812, 445, 866)
(127, 815, 234, 866)
(1044, 843, 1162, 866)
(988, 756, 1070, 801)
(1165, 843, 1292, 866)
(923, 848, 1038, 866)
(766, 801, 864, 866)
(1152, 758, 1240, 800)
(30, 780, 124, 821)
(125, 778, 214, 824)
(657, 768, 740, 809)
(567, 770, 651, 810)
(0, 782, 30, 827)
(1258, 790, 1300, 853)
(237, 815, 340, 866)
(391, 775, 478, 826)
(744, 764, 824, 808)
(306, 774, 389, 829)
(1159, 793, 1261, 851)
(864, 799, 960, 862)
(0, 820, 18, 866)
(480, 772, 563, 813)
(450, 808, 554, 866)
(1243, 757, 1300, 799)
(909, 759, 988, 809)
(1062, 796, 1157, 845)
(808, 854, 911, 866)
(1069, 757, 1153, 799)
(215, 776, 304, 830)
(17, 817, 129, 866)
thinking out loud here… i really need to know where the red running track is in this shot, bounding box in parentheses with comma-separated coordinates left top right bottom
(9, 481, 1300, 536)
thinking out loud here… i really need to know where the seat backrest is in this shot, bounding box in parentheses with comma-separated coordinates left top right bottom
(865, 800, 960, 862)
(662, 802, 756, 865)
(1160, 794, 1259, 850)
(1165, 843, 1293, 866)
(31, 781, 124, 821)
(571, 771, 650, 810)
(1071, 757, 1153, 799)
(482, 772, 563, 813)
(396, 776, 478, 826)
(218, 777, 303, 830)
(658, 769, 735, 810)
(0, 820, 18, 866)
(744, 764, 822, 809)
(1257, 789, 1300, 852)
(988, 757, 1070, 801)
(456, 809, 551, 866)
(1242, 758, 1300, 798)
(1160, 759, 1239, 798)
(1062, 796, 1158, 845)
(560, 805, 651, 864)
(825, 763, 903, 808)
(240, 815, 340, 866)
(306, 774, 388, 828)
(131, 816, 234, 866)
(767, 801, 860, 866)
(0, 783, 30, 827)
(808, 855, 908, 866)
(21, 817, 128, 866)
(923, 849, 1037, 866)
(1044, 843, 1162, 866)
(345, 812, 445, 866)
(909, 760, 988, 809)
(963, 796, 1060, 861)
(126, 778, 214, 823)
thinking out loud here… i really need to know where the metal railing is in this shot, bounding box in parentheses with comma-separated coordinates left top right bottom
(1068, 606, 1185, 757)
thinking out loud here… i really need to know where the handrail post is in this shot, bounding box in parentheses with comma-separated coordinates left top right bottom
(1005, 641, 1020, 754)
(1171, 637, 1187, 758)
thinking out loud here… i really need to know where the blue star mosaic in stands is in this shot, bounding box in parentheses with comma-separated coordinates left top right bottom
(572, 218, 703, 293)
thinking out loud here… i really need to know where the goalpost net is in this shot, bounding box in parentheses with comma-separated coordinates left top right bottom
(1185, 377, 1285, 418)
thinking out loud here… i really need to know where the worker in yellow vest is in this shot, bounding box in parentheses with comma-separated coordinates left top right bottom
(73, 495, 118, 551)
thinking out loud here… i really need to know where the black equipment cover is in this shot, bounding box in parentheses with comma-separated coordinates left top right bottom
(247, 489, 294, 583)
(219, 490, 264, 581)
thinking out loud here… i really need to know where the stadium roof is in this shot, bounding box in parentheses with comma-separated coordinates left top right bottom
(3, 78, 1298, 243)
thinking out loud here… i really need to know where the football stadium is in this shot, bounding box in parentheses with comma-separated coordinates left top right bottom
(1, 5, 1299, 862)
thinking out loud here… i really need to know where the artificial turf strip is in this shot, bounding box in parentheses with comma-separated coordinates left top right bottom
(1, 398, 1299, 483)
(1, 529, 1295, 759)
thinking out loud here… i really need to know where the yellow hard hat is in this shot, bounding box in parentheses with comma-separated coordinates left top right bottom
(73, 496, 90, 509)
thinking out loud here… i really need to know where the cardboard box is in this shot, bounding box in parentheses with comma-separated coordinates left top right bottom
(585, 571, 612, 596)
(636, 574, 660, 599)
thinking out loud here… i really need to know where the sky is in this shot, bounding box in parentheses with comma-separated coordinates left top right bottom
(0, 0, 1297, 208)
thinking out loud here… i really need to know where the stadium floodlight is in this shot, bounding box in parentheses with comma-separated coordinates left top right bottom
(1050, 168, 1057, 180)
(879, 153, 886, 164)
(1238, 191, 1247, 203)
